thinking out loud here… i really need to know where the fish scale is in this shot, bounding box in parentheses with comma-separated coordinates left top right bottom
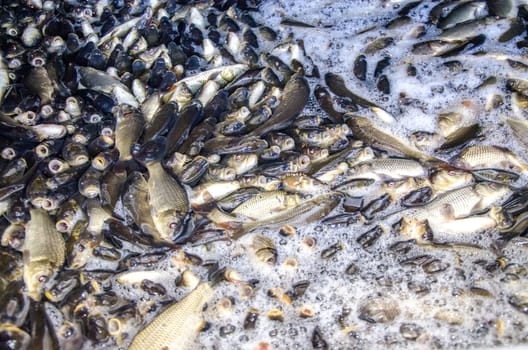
(415, 185, 482, 221)
(147, 162, 189, 214)
(23, 208, 65, 301)
(348, 158, 427, 180)
(128, 282, 213, 350)
(25, 208, 65, 266)
(238, 193, 343, 237)
(232, 190, 298, 219)
(115, 106, 145, 161)
(457, 145, 526, 170)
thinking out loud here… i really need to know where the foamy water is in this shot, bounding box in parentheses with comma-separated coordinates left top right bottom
(86, 1, 528, 349)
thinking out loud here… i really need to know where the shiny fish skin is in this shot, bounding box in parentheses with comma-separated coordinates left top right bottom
(248, 72, 310, 136)
(346, 115, 442, 163)
(347, 158, 427, 181)
(114, 104, 145, 162)
(411, 183, 511, 222)
(121, 172, 164, 244)
(146, 161, 191, 243)
(128, 282, 213, 350)
(2, 1, 528, 349)
(453, 145, 527, 172)
(23, 208, 65, 301)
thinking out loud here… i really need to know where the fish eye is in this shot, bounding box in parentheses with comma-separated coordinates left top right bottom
(38, 275, 49, 283)
(42, 199, 53, 209)
(57, 222, 69, 232)
(388, 181, 395, 187)
(169, 221, 180, 230)
(448, 170, 456, 176)
(62, 326, 75, 338)
(84, 8, 93, 16)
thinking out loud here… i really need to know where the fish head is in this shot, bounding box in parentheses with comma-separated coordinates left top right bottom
(411, 131, 440, 151)
(488, 206, 513, 230)
(383, 178, 414, 199)
(347, 162, 370, 178)
(398, 217, 430, 241)
(475, 182, 512, 206)
(430, 168, 473, 191)
(156, 210, 183, 237)
(68, 241, 93, 270)
(155, 210, 193, 244)
(24, 258, 53, 301)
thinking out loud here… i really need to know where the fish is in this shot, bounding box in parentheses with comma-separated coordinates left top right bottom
(281, 173, 331, 194)
(416, 183, 511, 221)
(437, 1, 488, 29)
(346, 158, 427, 181)
(121, 172, 165, 244)
(166, 101, 204, 154)
(24, 67, 54, 104)
(114, 104, 145, 162)
(210, 192, 342, 238)
(0, 57, 9, 106)
(453, 145, 528, 172)
(346, 115, 442, 163)
(163, 64, 249, 103)
(506, 118, 528, 148)
(248, 72, 310, 136)
(134, 136, 192, 244)
(128, 282, 213, 350)
(23, 208, 65, 301)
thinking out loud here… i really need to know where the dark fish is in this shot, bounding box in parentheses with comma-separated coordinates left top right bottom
(437, 124, 481, 151)
(249, 72, 309, 137)
(325, 72, 376, 108)
(166, 101, 204, 154)
(314, 85, 344, 123)
(143, 102, 178, 141)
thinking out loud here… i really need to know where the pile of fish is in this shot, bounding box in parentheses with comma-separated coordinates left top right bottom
(1, 0, 528, 348)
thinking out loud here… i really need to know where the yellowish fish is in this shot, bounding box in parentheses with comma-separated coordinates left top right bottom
(23, 208, 65, 301)
(128, 282, 213, 350)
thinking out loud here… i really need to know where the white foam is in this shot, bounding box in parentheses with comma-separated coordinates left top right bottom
(88, 1, 528, 349)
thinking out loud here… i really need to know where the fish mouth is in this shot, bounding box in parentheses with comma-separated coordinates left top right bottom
(171, 212, 195, 244)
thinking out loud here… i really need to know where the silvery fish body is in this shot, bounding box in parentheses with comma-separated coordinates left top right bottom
(23, 208, 65, 301)
(128, 282, 213, 350)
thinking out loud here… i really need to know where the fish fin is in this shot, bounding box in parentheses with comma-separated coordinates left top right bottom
(437, 124, 481, 151)
(215, 221, 249, 240)
(422, 219, 434, 241)
(217, 220, 243, 231)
